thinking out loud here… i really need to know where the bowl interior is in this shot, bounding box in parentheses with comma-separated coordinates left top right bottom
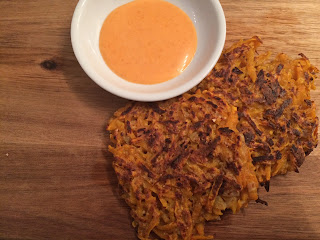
(71, 0, 226, 101)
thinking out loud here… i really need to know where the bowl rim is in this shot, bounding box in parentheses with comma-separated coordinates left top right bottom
(71, 0, 226, 102)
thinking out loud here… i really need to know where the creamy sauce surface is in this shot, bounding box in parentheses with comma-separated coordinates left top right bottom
(99, 0, 197, 84)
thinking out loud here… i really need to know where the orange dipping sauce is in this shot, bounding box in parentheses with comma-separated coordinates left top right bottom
(99, 0, 197, 85)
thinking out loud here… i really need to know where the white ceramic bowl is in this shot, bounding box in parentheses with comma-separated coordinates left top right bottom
(71, 0, 226, 102)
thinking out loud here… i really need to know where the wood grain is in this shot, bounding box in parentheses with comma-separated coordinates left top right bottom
(1, 1, 319, 239)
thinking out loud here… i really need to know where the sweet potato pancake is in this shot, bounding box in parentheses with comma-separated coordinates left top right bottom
(107, 37, 318, 239)
(195, 36, 318, 186)
(108, 90, 258, 240)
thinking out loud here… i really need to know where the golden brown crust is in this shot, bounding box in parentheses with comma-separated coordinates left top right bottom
(108, 90, 258, 240)
(107, 37, 318, 239)
(195, 36, 318, 184)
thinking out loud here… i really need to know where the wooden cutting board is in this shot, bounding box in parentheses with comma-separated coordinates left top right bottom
(1, 1, 319, 239)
